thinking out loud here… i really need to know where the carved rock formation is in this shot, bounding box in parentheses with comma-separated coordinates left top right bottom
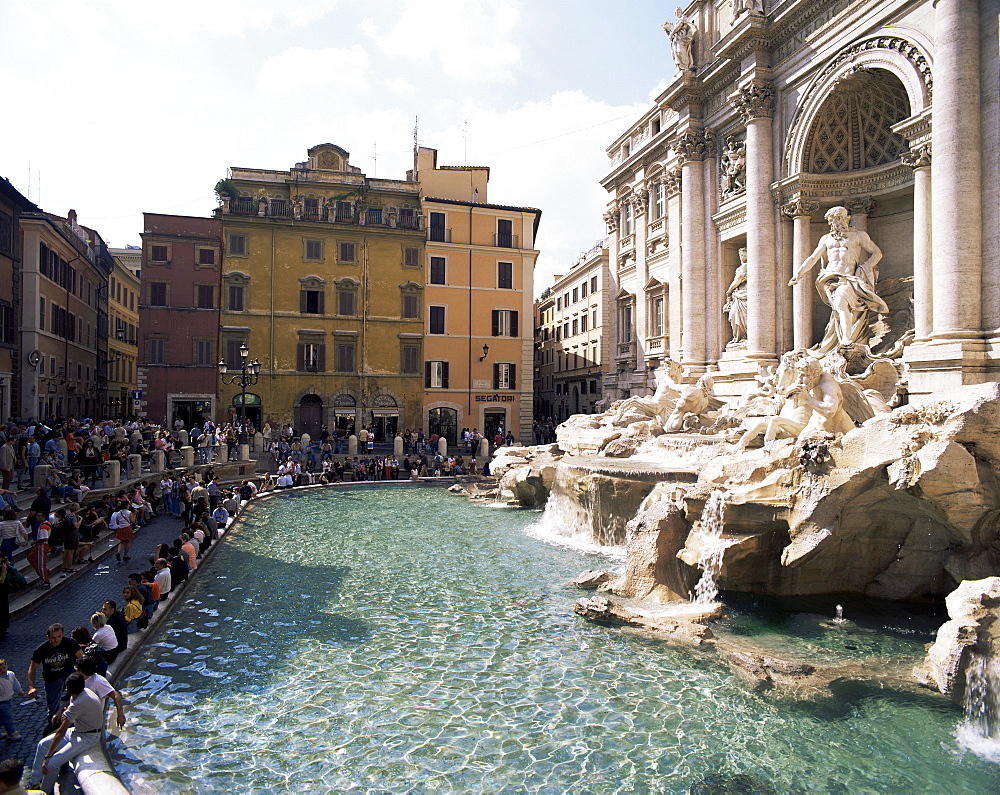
(573, 595, 715, 646)
(570, 570, 615, 590)
(915, 576, 1000, 698)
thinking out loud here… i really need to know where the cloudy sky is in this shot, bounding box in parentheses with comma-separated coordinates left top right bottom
(2, 0, 678, 294)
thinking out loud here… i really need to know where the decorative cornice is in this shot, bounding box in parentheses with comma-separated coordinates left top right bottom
(731, 82, 774, 122)
(780, 199, 819, 220)
(900, 144, 931, 170)
(673, 130, 717, 163)
(603, 210, 619, 232)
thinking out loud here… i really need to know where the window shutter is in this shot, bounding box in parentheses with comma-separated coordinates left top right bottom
(510, 364, 516, 390)
(300, 291, 307, 314)
(442, 362, 449, 389)
(493, 363, 500, 389)
(297, 343, 305, 371)
(510, 311, 518, 337)
(317, 291, 325, 315)
(318, 344, 326, 372)
(425, 361, 431, 388)
(491, 310, 499, 337)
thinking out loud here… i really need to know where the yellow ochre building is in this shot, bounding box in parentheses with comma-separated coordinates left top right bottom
(218, 143, 425, 440)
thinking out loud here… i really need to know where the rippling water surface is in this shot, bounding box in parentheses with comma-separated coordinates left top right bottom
(111, 485, 1000, 793)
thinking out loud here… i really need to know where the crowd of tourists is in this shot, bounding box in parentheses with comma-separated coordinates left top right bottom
(0, 410, 506, 791)
(0, 414, 261, 792)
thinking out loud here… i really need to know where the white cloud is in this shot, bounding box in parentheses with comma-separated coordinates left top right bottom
(256, 45, 371, 96)
(361, 0, 522, 84)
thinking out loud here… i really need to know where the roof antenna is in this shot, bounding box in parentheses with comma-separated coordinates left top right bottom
(373, 140, 378, 177)
(463, 120, 468, 166)
(412, 116, 419, 181)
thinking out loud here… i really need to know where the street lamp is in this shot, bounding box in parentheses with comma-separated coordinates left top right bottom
(218, 343, 261, 445)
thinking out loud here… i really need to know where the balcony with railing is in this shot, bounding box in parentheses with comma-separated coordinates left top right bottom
(494, 233, 519, 248)
(223, 197, 423, 230)
(428, 227, 452, 243)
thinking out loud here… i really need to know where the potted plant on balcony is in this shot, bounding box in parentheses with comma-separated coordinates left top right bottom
(214, 178, 239, 203)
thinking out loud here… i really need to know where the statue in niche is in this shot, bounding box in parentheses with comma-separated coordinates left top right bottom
(720, 138, 746, 196)
(789, 206, 889, 356)
(663, 9, 695, 72)
(723, 248, 748, 345)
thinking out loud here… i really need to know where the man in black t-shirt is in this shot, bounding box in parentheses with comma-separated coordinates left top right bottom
(26, 623, 83, 721)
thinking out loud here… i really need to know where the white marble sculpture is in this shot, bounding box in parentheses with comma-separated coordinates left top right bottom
(663, 9, 695, 72)
(789, 205, 889, 355)
(736, 350, 856, 448)
(720, 138, 746, 196)
(724, 248, 748, 345)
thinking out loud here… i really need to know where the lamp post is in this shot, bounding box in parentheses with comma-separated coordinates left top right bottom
(218, 343, 261, 445)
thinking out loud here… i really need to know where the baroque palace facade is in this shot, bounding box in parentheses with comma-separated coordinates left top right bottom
(602, 0, 999, 401)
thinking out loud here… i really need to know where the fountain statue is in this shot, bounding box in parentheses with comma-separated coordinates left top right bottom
(466, 207, 1000, 715)
(789, 205, 889, 357)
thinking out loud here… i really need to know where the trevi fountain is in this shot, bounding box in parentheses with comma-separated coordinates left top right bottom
(483, 206, 1000, 770)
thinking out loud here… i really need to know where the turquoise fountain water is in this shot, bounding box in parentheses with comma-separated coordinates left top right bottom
(111, 486, 1000, 792)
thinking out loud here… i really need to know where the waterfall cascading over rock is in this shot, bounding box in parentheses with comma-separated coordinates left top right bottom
(693, 490, 727, 604)
(957, 646, 1000, 761)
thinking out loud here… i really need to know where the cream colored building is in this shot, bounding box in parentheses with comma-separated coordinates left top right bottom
(19, 210, 112, 420)
(414, 147, 541, 444)
(107, 250, 140, 416)
(535, 243, 612, 421)
(602, 0, 1000, 400)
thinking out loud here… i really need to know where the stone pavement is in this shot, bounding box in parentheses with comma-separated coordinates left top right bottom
(0, 510, 186, 776)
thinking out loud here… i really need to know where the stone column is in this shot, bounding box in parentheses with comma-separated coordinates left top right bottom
(56, 439, 68, 463)
(665, 169, 684, 362)
(127, 454, 142, 481)
(932, 0, 982, 338)
(703, 148, 722, 362)
(781, 199, 819, 350)
(253, 432, 264, 453)
(902, 145, 933, 341)
(478, 437, 490, 460)
(394, 435, 404, 457)
(151, 450, 166, 473)
(437, 437, 448, 456)
(631, 188, 649, 369)
(238, 443, 250, 461)
(733, 83, 778, 361)
(178, 429, 189, 447)
(845, 197, 874, 233)
(673, 129, 714, 372)
(179, 446, 195, 468)
(348, 435, 358, 456)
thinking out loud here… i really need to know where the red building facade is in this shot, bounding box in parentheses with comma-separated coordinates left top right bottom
(138, 214, 222, 426)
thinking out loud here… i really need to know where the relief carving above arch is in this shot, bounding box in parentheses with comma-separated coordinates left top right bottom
(783, 35, 933, 178)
